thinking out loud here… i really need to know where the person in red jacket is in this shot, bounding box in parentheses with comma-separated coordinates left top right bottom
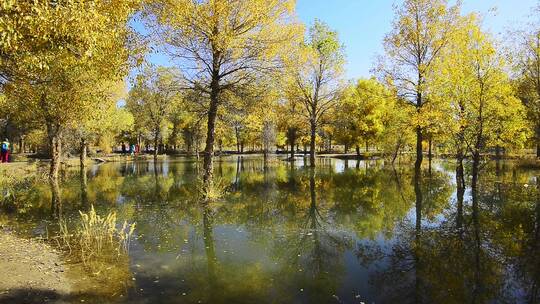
(1, 139, 10, 163)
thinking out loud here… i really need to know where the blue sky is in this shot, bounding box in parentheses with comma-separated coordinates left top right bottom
(296, 0, 537, 79)
(138, 0, 538, 80)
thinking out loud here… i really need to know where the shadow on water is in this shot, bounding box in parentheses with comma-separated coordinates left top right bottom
(3, 156, 540, 303)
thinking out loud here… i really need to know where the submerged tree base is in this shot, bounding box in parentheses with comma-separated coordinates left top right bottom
(199, 177, 228, 201)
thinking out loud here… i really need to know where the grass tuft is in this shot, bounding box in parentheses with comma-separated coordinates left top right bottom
(58, 205, 135, 267)
(198, 177, 228, 201)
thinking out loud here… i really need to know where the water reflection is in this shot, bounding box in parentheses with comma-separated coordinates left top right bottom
(2, 157, 540, 303)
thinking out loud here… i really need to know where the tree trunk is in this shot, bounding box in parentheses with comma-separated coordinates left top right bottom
(309, 170, 316, 216)
(80, 138, 87, 171)
(415, 126, 423, 172)
(46, 123, 62, 181)
(392, 141, 402, 165)
(428, 138, 433, 161)
(536, 142, 540, 158)
(50, 179, 62, 219)
(290, 133, 295, 160)
(344, 143, 349, 154)
(456, 153, 465, 230)
(472, 151, 481, 198)
(194, 128, 200, 161)
(428, 138, 433, 175)
(495, 145, 502, 160)
(153, 133, 159, 162)
(187, 131, 193, 155)
(80, 169, 88, 206)
(234, 157, 241, 190)
(414, 163, 422, 233)
(365, 140, 369, 153)
(355, 145, 360, 158)
(203, 77, 219, 194)
(235, 126, 241, 153)
(309, 119, 316, 168)
(414, 93, 423, 233)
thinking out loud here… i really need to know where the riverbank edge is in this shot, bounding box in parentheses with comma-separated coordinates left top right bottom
(0, 229, 72, 303)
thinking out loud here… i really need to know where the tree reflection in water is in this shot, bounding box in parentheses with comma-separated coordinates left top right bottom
(2, 157, 540, 303)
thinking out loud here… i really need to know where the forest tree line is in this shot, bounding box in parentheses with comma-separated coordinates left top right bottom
(1, 0, 539, 186)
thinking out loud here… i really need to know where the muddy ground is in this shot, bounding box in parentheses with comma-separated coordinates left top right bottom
(0, 229, 133, 304)
(0, 230, 72, 303)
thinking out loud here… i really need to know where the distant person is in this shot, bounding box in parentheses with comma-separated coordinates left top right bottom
(130, 144, 136, 156)
(1, 138, 9, 163)
(121, 143, 126, 154)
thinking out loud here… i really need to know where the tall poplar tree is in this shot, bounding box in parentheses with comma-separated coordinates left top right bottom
(433, 14, 529, 189)
(285, 20, 345, 167)
(145, 0, 300, 195)
(381, 0, 459, 171)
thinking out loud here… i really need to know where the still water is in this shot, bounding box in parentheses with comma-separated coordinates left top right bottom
(4, 156, 540, 304)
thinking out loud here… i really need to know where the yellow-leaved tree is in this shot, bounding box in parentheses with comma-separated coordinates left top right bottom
(432, 13, 529, 190)
(145, 0, 301, 194)
(284, 19, 345, 167)
(380, 0, 460, 172)
(1, 0, 141, 180)
(127, 66, 183, 161)
(74, 81, 133, 168)
(334, 78, 392, 157)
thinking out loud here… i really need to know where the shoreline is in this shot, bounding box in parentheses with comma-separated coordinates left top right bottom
(0, 229, 130, 304)
(0, 230, 71, 304)
(5, 151, 540, 162)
